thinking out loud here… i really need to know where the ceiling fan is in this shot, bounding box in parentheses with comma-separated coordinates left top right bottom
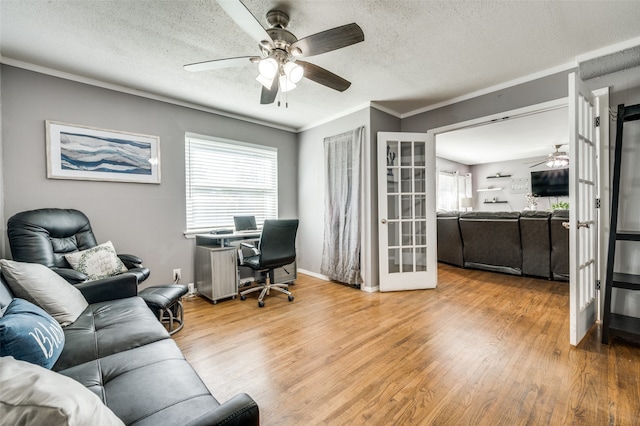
(184, 0, 365, 105)
(529, 144, 570, 168)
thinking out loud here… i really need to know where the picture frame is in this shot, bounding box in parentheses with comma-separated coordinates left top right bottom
(45, 120, 161, 184)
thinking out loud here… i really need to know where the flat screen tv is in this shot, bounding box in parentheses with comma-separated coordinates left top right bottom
(531, 168, 569, 197)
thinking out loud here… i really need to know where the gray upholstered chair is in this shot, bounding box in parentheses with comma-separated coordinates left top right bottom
(7, 208, 150, 285)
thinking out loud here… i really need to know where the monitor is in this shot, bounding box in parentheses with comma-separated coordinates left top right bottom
(233, 215, 257, 232)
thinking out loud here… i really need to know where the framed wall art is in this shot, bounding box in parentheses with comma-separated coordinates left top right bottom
(45, 120, 161, 184)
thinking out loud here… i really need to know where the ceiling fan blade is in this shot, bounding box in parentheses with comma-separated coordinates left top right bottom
(529, 161, 547, 168)
(260, 77, 278, 104)
(291, 23, 364, 58)
(297, 61, 351, 92)
(217, 0, 273, 46)
(184, 56, 258, 72)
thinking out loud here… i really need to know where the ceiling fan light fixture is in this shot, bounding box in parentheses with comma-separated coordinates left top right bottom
(546, 158, 569, 168)
(279, 74, 296, 92)
(258, 57, 278, 79)
(256, 74, 274, 89)
(283, 62, 304, 83)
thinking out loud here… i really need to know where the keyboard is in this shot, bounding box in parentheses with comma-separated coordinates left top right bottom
(236, 229, 260, 234)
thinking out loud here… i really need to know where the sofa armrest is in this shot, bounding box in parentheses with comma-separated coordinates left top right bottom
(51, 267, 88, 284)
(75, 273, 138, 304)
(184, 393, 259, 426)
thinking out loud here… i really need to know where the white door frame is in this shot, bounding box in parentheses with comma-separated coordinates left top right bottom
(427, 96, 609, 344)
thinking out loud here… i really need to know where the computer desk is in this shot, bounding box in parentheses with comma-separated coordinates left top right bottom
(195, 230, 261, 248)
(194, 231, 296, 303)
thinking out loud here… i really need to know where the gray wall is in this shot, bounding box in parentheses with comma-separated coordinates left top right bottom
(1, 65, 298, 288)
(402, 70, 572, 133)
(470, 158, 569, 212)
(296, 107, 369, 281)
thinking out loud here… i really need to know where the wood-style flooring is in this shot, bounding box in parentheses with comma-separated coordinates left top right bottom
(173, 264, 640, 425)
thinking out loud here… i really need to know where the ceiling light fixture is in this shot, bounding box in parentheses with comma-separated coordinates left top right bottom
(258, 57, 278, 79)
(546, 158, 569, 168)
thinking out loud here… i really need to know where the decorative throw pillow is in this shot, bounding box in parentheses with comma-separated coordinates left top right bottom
(0, 260, 88, 326)
(0, 298, 65, 369)
(0, 356, 125, 426)
(64, 241, 128, 281)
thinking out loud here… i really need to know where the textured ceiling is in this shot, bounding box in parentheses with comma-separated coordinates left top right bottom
(2, 0, 640, 131)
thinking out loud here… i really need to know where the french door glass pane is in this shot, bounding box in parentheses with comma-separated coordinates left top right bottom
(401, 142, 412, 166)
(388, 221, 400, 247)
(414, 142, 425, 166)
(401, 168, 412, 192)
(415, 220, 426, 245)
(402, 248, 414, 272)
(416, 247, 427, 271)
(401, 195, 412, 219)
(388, 248, 400, 273)
(414, 168, 425, 192)
(402, 221, 413, 245)
(387, 195, 399, 220)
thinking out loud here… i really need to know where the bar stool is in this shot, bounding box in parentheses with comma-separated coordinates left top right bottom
(139, 284, 188, 335)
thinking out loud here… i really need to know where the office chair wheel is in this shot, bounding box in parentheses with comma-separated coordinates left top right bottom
(240, 295, 247, 301)
(258, 301, 265, 308)
(288, 295, 294, 302)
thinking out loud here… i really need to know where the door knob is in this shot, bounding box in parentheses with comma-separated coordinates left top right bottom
(381, 219, 387, 224)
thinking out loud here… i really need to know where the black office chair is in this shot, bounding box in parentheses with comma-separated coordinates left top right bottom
(239, 219, 298, 307)
(7, 208, 150, 285)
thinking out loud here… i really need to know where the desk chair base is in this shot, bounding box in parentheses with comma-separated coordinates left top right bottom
(240, 278, 294, 308)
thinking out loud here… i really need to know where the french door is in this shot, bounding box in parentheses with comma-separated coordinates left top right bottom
(377, 132, 437, 291)
(568, 72, 600, 346)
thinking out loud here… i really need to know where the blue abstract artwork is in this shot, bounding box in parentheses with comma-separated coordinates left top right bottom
(46, 121, 160, 184)
(60, 132, 152, 175)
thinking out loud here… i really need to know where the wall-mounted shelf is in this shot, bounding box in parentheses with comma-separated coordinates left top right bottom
(483, 200, 508, 204)
(487, 174, 511, 179)
(477, 187, 503, 192)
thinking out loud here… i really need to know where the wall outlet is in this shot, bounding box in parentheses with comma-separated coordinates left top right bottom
(173, 268, 181, 282)
(187, 282, 195, 295)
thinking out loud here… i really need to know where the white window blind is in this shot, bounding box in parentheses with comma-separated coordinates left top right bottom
(185, 135, 277, 232)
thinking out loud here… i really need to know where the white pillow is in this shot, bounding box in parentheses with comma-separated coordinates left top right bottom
(0, 356, 124, 426)
(64, 241, 128, 281)
(0, 260, 88, 326)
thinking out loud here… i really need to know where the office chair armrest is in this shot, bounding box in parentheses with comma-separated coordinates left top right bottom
(51, 267, 88, 284)
(184, 393, 259, 426)
(117, 253, 144, 268)
(75, 273, 138, 304)
(240, 242, 259, 254)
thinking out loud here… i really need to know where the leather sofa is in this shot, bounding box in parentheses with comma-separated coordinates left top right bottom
(437, 210, 569, 280)
(459, 211, 523, 276)
(0, 266, 259, 425)
(436, 211, 464, 267)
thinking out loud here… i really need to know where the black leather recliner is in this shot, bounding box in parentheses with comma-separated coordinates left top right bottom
(436, 211, 464, 267)
(550, 209, 570, 281)
(7, 208, 150, 285)
(520, 211, 552, 279)
(459, 211, 523, 275)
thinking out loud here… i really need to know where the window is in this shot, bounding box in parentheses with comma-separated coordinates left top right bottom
(185, 134, 277, 232)
(436, 170, 471, 211)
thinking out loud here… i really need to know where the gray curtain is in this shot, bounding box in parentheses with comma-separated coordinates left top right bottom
(321, 127, 364, 285)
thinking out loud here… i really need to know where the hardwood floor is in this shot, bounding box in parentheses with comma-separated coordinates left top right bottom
(173, 264, 640, 425)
